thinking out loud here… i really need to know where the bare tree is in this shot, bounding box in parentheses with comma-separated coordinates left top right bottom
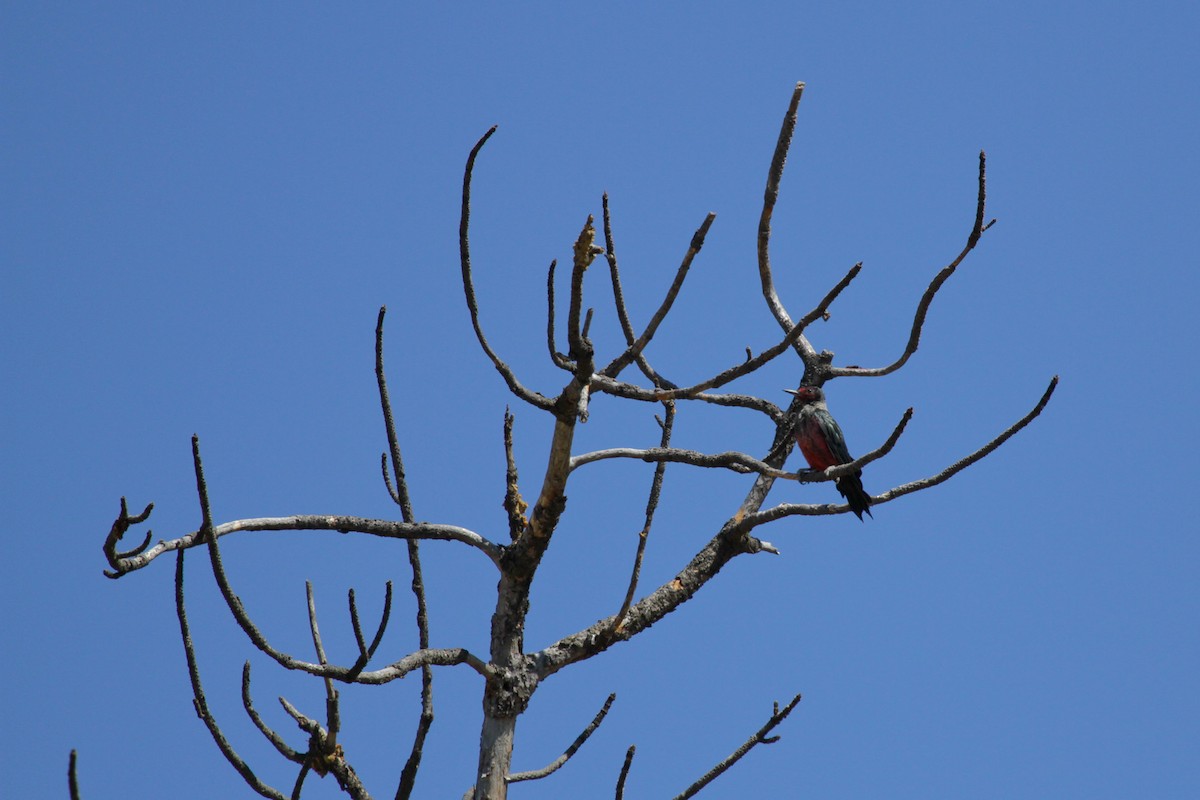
(85, 83, 1056, 799)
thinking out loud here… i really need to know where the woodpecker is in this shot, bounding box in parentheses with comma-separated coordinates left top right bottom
(785, 386, 873, 520)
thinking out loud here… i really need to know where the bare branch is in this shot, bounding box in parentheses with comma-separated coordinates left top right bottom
(877, 375, 1058, 501)
(570, 408, 909, 484)
(395, 544, 434, 798)
(304, 582, 341, 748)
(831, 151, 996, 378)
(607, 402, 676, 639)
(672, 694, 802, 800)
(105, 512, 503, 577)
(601, 212, 716, 379)
(68, 750, 81, 800)
(377, 306, 438, 797)
(757, 81, 817, 363)
(503, 408, 529, 541)
(571, 446, 778, 477)
(534, 520, 775, 679)
(242, 661, 304, 763)
(601, 193, 678, 389)
(207, 519, 487, 682)
(545, 259, 572, 370)
(278, 698, 370, 800)
(507, 693, 617, 783)
(102, 497, 153, 568)
(647, 262, 862, 401)
(567, 215, 603, 361)
(289, 764, 311, 800)
(175, 550, 287, 800)
(459, 125, 555, 410)
(376, 306, 416, 520)
(747, 378, 1058, 526)
(615, 745, 636, 800)
(590, 373, 781, 418)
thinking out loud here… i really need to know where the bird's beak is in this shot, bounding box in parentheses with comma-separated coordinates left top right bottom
(783, 389, 799, 396)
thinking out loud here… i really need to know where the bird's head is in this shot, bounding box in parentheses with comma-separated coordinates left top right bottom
(784, 386, 824, 403)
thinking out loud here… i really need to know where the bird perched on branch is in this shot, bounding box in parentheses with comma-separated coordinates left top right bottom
(785, 386, 873, 520)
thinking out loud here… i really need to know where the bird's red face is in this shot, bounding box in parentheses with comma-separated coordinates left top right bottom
(785, 386, 823, 403)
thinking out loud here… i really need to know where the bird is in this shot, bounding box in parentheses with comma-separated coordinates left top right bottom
(784, 386, 873, 520)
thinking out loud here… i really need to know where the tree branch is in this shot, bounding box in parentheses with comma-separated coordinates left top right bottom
(645, 262, 862, 401)
(607, 402, 675, 639)
(348, 582, 393, 675)
(175, 549, 287, 800)
(756, 81, 817, 363)
(105, 512, 502, 577)
(589, 373, 781, 418)
(601, 212, 716, 379)
(545, 259, 572, 370)
(672, 694, 802, 800)
(242, 661, 304, 763)
(570, 405, 910, 484)
(744, 377, 1058, 526)
(876, 375, 1058, 501)
(459, 125, 555, 410)
(396, 554, 434, 798)
(601, 193, 678, 389)
(68, 750, 81, 800)
(278, 697, 370, 800)
(376, 306, 416, 521)
(830, 151, 997, 378)
(507, 693, 616, 783)
(614, 745, 636, 800)
(534, 519, 776, 679)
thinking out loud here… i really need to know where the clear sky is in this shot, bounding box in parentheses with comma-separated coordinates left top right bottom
(4, 3, 1198, 798)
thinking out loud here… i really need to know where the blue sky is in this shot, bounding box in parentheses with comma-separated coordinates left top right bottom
(3, 3, 1198, 798)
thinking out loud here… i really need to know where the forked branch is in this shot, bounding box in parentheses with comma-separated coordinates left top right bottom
(672, 694, 802, 800)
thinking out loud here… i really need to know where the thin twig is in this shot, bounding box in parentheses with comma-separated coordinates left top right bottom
(378, 307, 437, 795)
(546, 259, 572, 370)
(347, 581, 393, 676)
(756, 82, 816, 362)
(642, 262, 863, 401)
(175, 549, 286, 799)
(376, 306, 416, 520)
(102, 496, 154, 567)
(242, 661, 303, 762)
(601, 193, 677, 389)
(569, 405, 909, 481)
(589, 373, 781, 419)
(876, 375, 1058, 500)
(746, 377, 1058, 526)
(601, 212, 717, 378)
(672, 694, 802, 800)
(507, 693, 617, 783)
(615, 745, 636, 800)
(304, 582, 340, 747)
(289, 763, 311, 800)
(190, 454, 489, 683)
(459, 125, 554, 410)
(831, 151, 996, 378)
(607, 402, 675, 639)
(105, 512, 503, 577)
(68, 750, 81, 800)
(396, 540, 434, 799)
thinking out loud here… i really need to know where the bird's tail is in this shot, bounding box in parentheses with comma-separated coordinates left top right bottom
(836, 472, 873, 521)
